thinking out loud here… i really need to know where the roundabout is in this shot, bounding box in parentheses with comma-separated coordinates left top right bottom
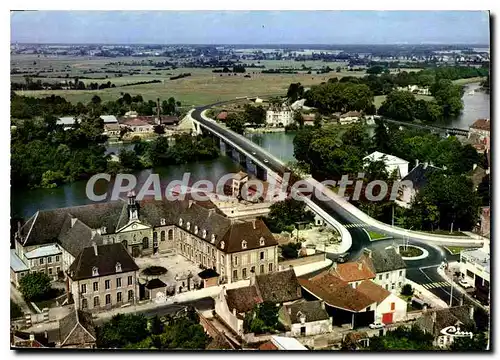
(398, 245, 429, 261)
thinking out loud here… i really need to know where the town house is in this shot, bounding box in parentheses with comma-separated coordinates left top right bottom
(266, 103, 293, 127)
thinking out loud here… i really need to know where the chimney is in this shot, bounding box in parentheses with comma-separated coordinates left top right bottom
(460, 297, 464, 306)
(252, 219, 256, 230)
(71, 217, 77, 228)
(469, 306, 474, 320)
(287, 307, 291, 315)
(358, 262, 363, 270)
(156, 97, 161, 125)
(394, 245, 400, 255)
(320, 301, 325, 310)
(431, 311, 437, 324)
(363, 248, 372, 258)
(29, 333, 35, 342)
(92, 242, 98, 256)
(423, 162, 428, 169)
(208, 208, 215, 216)
(473, 163, 478, 171)
(332, 262, 338, 270)
(232, 308, 236, 316)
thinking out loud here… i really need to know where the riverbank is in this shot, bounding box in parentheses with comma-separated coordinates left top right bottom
(452, 76, 486, 85)
(246, 127, 286, 133)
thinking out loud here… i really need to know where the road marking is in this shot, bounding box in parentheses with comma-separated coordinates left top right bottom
(422, 281, 451, 289)
(344, 223, 366, 228)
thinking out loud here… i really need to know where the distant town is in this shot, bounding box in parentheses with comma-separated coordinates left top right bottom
(10, 11, 490, 352)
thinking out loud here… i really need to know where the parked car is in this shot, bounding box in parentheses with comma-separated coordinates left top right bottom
(337, 253, 349, 263)
(458, 278, 473, 288)
(369, 322, 384, 329)
(264, 159, 269, 163)
(252, 151, 257, 155)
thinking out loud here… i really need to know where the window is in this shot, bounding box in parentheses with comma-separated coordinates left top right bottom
(220, 241, 225, 250)
(160, 218, 166, 226)
(105, 294, 111, 305)
(115, 262, 122, 272)
(399, 270, 403, 277)
(117, 292, 122, 303)
(93, 296, 100, 307)
(211, 234, 215, 243)
(92, 267, 99, 276)
(93, 282, 98, 292)
(82, 298, 88, 309)
(153, 232, 158, 243)
(128, 290, 134, 301)
(220, 255, 225, 265)
(179, 218, 183, 226)
(385, 273, 389, 280)
(234, 256, 238, 266)
(56, 267, 61, 274)
(168, 230, 173, 241)
(48, 268, 53, 275)
(260, 251, 265, 260)
(203, 229, 207, 239)
(56, 255, 60, 262)
(105, 280, 110, 290)
(390, 302, 395, 311)
(128, 276, 133, 286)
(398, 282, 402, 288)
(194, 226, 198, 234)
(81, 284, 87, 294)
(259, 237, 265, 246)
(385, 284, 389, 290)
(48, 257, 52, 264)
(391, 283, 395, 290)
(142, 237, 149, 249)
(242, 268, 247, 278)
(251, 266, 255, 274)
(233, 270, 238, 280)
(161, 231, 166, 242)
(269, 263, 273, 272)
(260, 264, 265, 274)
(242, 240, 247, 249)
(39, 258, 44, 265)
(379, 274, 382, 280)
(186, 222, 191, 230)
(116, 278, 122, 288)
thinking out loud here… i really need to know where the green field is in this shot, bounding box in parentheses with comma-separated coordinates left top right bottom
(443, 246, 468, 255)
(452, 77, 486, 85)
(10, 55, 371, 107)
(367, 230, 390, 240)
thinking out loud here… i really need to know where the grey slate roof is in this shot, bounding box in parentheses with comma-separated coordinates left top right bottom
(59, 309, 96, 347)
(146, 278, 167, 289)
(226, 286, 262, 314)
(367, 247, 406, 273)
(401, 163, 443, 191)
(68, 243, 138, 281)
(416, 306, 474, 336)
(255, 269, 302, 304)
(285, 300, 329, 324)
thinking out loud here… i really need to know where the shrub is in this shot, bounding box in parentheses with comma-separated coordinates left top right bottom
(401, 284, 414, 296)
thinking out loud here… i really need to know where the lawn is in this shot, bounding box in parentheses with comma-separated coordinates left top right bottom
(399, 245, 423, 258)
(367, 230, 389, 240)
(452, 77, 486, 85)
(426, 229, 467, 236)
(443, 246, 469, 255)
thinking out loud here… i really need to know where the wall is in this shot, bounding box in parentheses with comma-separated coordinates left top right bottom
(278, 252, 326, 270)
(214, 289, 244, 336)
(373, 269, 406, 294)
(290, 319, 332, 337)
(375, 293, 407, 323)
(228, 246, 278, 282)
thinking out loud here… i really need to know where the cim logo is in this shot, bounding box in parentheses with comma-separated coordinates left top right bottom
(440, 326, 474, 338)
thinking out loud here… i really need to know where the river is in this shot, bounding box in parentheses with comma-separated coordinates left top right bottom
(11, 82, 489, 219)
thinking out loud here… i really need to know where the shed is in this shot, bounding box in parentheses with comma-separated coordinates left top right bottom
(198, 268, 220, 288)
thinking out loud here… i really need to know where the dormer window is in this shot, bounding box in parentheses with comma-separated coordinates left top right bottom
(179, 218, 183, 226)
(92, 267, 99, 277)
(203, 229, 207, 239)
(194, 226, 199, 235)
(220, 241, 225, 250)
(115, 262, 122, 273)
(101, 226, 107, 234)
(160, 218, 166, 226)
(186, 222, 191, 230)
(211, 234, 215, 243)
(242, 240, 247, 249)
(259, 237, 265, 246)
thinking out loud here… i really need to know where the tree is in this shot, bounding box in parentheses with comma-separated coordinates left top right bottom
(368, 325, 435, 350)
(378, 90, 417, 122)
(119, 149, 143, 170)
(476, 174, 490, 207)
(91, 95, 102, 105)
(154, 125, 165, 135)
(400, 284, 414, 296)
(19, 272, 52, 301)
(366, 65, 386, 75)
(149, 315, 163, 335)
(264, 198, 315, 233)
(279, 242, 302, 259)
(96, 313, 149, 349)
(341, 123, 370, 153)
(293, 127, 315, 164)
(243, 104, 266, 126)
(373, 118, 391, 153)
(243, 302, 280, 334)
(122, 93, 132, 105)
(286, 82, 304, 103)
(293, 111, 304, 128)
(11, 300, 23, 319)
(40, 170, 66, 188)
(225, 113, 246, 134)
(450, 333, 488, 351)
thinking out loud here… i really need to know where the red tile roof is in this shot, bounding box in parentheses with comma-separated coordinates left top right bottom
(217, 112, 228, 120)
(299, 273, 375, 312)
(356, 280, 391, 304)
(259, 341, 278, 350)
(470, 119, 490, 131)
(330, 257, 376, 282)
(120, 118, 151, 127)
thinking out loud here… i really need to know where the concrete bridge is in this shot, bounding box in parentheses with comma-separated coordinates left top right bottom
(183, 105, 484, 258)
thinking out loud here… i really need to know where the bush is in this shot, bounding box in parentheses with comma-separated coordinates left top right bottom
(10, 300, 23, 319)
(401, 284, 414, 296)
(19, 272, 52, 301)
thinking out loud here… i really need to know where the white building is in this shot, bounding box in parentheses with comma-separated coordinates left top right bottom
(363, 151, 409, 179)
(356, 280, 407, 324)
(266, 104, 293, 127)
(459, 246, 490, 303)
(269, 336, 308, 350)
(396, 85, 430, 95)
(100, 115, 118, 124)
(57, 117, 79, 130)
(339, 111, 361, 125)
(280, 300, 332, 337)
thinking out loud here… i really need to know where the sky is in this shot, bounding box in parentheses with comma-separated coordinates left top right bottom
(10, 11, 490, 45)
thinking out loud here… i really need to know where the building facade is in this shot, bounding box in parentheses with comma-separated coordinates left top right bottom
(266, 104, 293, 127)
